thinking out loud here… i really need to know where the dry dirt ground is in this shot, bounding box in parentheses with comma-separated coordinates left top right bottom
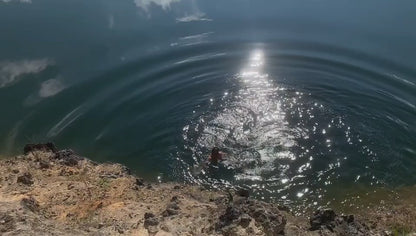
(0, 144, 415, 236)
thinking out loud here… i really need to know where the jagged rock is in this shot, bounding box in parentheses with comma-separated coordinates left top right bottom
(144, 212, 159, 228)
(343, 214, 355, 223)
(144, 212, 155, 219)
(239, 214, 251, 228)
(24, 143, 57, 155)
(251, 207, 286, 235)
(148, 226, 159, 234)
(309, 209, 371, 235)
(310, 209, 336, 230)
(0, 213, 15, 233)
(121, 166, 131, 175)
(162, 208, 179, 217)
(216, 206, 242, 230)
(99, 174, 118, 179)
(54, 149, 82, 166)
(59, 169, 75, 176)
(39, 160, 50, 169)
(216, 197, 286, 236)
(162, 200, 180, 217)
(115, 225, 124, 234)
(21, 196, 39, 212)
(17, 173, 34, 185)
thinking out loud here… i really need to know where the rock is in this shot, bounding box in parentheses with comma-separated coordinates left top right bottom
(310, 209, 336, 230)
(59, 169, 75, 176)
(17, 173, 34, 185)
(39, 160, 50, 169)
(251, 208, 286, 235)
(216, 197, 286, 235)
(308, 209, 370, 235)
(162, 208, 178, 217)
(383, 230, 392, 236)
(221, 225, 245, 236)
(345, 214, 354, 223)
(54, 149, 82, 166)
(160, 224, 170, 232)
(116, 225, 124, 234)
(236, 188, 250, 198)
(144, 212, 159, 229)
(0, 213, 15, 233)
(216, 206, 242, 230)
(24, 142, 58, 155)
(99, 174, 118, 179)
(21, 196, 39, 212)
(121, 166, 131, 175)
(239, 214, 251, 228)
(147, 226, 159, 234)
(135, 178, 144, 186)
(246, 226, 255, 235)
(162, 202, 180, 217)
(144, 213, 155, 219)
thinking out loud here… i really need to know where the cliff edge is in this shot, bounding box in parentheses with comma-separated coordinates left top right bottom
(0, 144, 414, 235)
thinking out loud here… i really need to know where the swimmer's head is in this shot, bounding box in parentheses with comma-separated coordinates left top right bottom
(211, 147, 220, 155)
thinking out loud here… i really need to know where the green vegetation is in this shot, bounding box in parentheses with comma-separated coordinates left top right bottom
(391, 223, 413, 236)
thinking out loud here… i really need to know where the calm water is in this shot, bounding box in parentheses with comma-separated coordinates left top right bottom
(1, 0, 415, 211)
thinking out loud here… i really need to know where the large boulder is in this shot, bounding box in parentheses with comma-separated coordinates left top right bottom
(24, 143, 57, 154)
(216, 196, 286, 236)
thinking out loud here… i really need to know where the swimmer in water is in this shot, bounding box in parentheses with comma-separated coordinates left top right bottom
(192, 147, 227, 175)
(208, 147, 226, 164)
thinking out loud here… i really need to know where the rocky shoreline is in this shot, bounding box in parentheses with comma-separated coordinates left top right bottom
(0, 144, 414, 235)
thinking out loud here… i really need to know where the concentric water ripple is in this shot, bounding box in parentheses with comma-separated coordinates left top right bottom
(165, 42, 416, 211)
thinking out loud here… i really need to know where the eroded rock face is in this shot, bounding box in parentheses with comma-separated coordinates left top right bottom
(39, 160, 50, 169)
(21, 196, 39, 212)
(216, 197, 286, 236)
(217, 206, 242, 229)
(310, 209, 370, 235)
(162, 196, 181, 217)
(17, 173, 34, 185)
(310, 209, 336, 230)
(144, 212, 159, 229)
(0, 213, 15, 233)
(54, 149, 83, 166)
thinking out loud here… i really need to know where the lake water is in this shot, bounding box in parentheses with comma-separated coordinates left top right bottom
(1, 0, 415, 212)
